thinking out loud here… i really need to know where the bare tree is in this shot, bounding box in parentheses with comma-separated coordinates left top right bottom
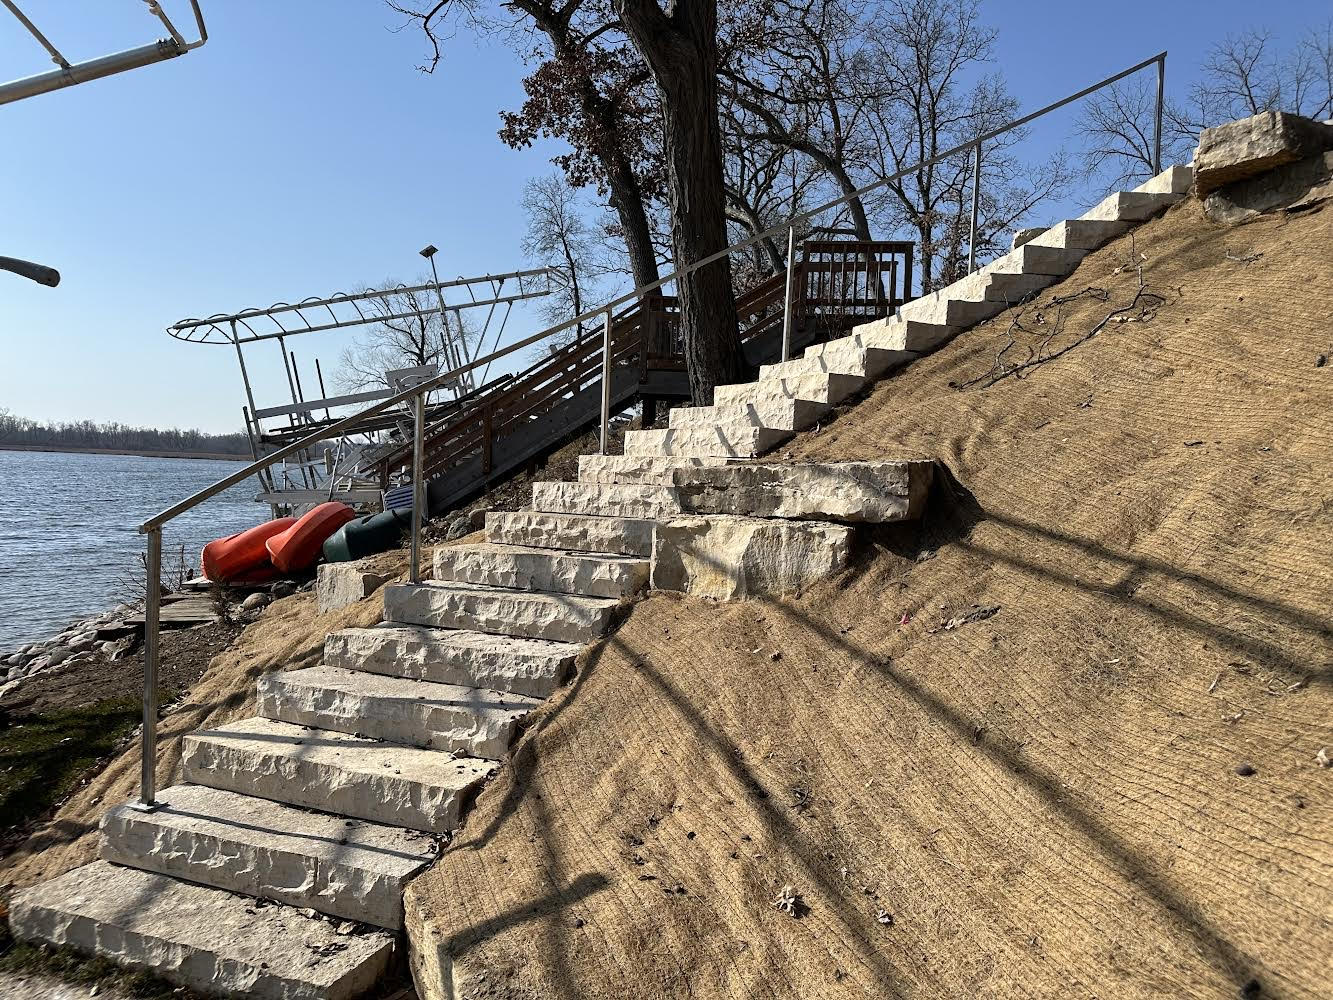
(614, 0, 751, 403)
(855, 0, 1070, 292)
(521, 173, 605, 344)
(1079, 22, 1333, 187)
(337, 282, 474, 390)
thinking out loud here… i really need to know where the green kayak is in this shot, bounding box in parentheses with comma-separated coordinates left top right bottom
(322, 510, 408, 563)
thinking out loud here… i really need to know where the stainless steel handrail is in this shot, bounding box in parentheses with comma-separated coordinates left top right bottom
(130, 52, 1166, 808)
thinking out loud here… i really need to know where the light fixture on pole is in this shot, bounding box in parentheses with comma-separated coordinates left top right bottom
(419, 244, 468, 392)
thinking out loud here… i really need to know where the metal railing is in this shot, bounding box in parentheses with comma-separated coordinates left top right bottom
(130, 51, 1167, 809)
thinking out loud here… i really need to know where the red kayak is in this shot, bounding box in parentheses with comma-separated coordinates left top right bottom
(202, 518, 295, 583)
(266, 502, 357, 573)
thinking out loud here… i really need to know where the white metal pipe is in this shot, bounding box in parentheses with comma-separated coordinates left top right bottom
(409, 392, 426, 583)
(1154, 55, 1166, 175)
(135, 528, 162, 810)
(600, 309, 612, 455)
(780, 226, 796, 362)
(0, 38, 184, 106)
(968, 142, 982, 273)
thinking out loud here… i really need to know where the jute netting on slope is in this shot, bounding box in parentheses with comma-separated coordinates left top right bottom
(407, 196, 1331, 999)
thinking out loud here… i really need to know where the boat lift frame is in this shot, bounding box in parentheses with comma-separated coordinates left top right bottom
(0, 0, 208, 107)
(167, 267, 555, 510)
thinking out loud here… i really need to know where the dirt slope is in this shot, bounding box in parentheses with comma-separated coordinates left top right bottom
(406, 195, 1332, 999)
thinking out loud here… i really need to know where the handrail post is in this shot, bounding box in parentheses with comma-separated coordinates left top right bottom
(781, 225, 796, 362)
(409, 390, 426, 584)
(133, 527, 162, 811)
(1154, 54, 1165, 175)
(968, 140, 982, 274)
(599, 308, 612, 453)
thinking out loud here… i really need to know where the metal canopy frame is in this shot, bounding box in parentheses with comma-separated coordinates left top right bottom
(0, 1, 208, 107)
(166, 267, 555, 511)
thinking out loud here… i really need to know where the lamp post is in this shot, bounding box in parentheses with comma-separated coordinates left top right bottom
(419, 244, 468, 393)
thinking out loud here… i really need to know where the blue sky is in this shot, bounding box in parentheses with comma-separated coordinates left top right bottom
(0, 0, 1322, 432)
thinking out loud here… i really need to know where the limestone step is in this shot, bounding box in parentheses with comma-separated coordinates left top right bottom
(99, 784, 433, 930)
(898, 292, 1007, 328)
(258, 664, 541, 759)
(1134, 163, 1193, 195)
(531, 480, 686, 519)
(839, 316, 959, 353)
(486, 508, 657, 557)
(9, 861, 396, 1000)
(384, 579, 621, 642)
(183, 716, 496, 834)
(668, 396, 828, 432)
(326, 624, 576, 697)
(577, 454, 729, 486)
(1028, 218, 1131, 251)
(980, 242, 1088, 277)
(432, 541, 649, 599)
(671, 460, 935, 522)
(623, 423, 791, 458)
(713, 371, 864, 407)
(1079, 188, 1181, 223)
(759, 344, 915, 382)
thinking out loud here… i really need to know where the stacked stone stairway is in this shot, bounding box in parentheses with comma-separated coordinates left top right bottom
(10, 536, 647, 998)
(8, 163, 1191, 1000)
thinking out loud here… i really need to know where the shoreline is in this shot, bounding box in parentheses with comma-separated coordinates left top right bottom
(0, 443, 250, 462)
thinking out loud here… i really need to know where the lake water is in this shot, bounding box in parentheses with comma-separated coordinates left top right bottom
(0, 450, 263, 650)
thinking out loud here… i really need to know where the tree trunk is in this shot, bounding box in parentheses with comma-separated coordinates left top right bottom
(616, 0, 746, 405)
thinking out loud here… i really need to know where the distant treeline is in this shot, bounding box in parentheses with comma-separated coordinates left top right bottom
(0, 410, 251, 456)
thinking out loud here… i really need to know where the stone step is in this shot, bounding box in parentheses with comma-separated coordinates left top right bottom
(577, 454, 729, 486)
(668, 396, 828, 432)
(258, 664, 541, 759)
(9, 861, 396, 1000)
(897, 292, 1006, 328)
(980, 242, 1088, 277)
(384, 579, 621, 643)
(432, 541, 649, 599)
(759, 344, 915, 382)
(840, 316, 959, 353)
(99, 784, 433, 930)
(671, 460, 935, 521)
(1028, 218, 1131, 251)
(1079, 189, 1181, 223)
(531, 480, 686, 519)
(713, 371, 864, 407)
(1134, 163, 1193, 195)
(623, 423, 791, 458)
(326, 624, 576, 697)
(183, 716, 496, 835)
(486, 508, 657, 557)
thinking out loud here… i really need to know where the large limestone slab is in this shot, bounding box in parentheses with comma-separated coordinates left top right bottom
(486, 509, 657, 557)
(669, 397, 828, 432)
(316, 563, 392, 614)
(898, 291, 1006, 328)
(183, 716, 496, 834)
(759, 344, 915, 381)
(1194, 112, 1333, 194)
(531, 481, 686, 519)
(652, 516, 852, 599)
(980, 242, 1087, 277)
(714, 371, 864, 407)
(259, 664, 540, 759)
(432, 542, 648, 599)
(384, 579, 620, 642)
(577, 454, 728, 486)
(671, 460, 934, 522)
(623, 424, 791, 459)
(842, 316, 958, 353)
(99, 784, 432, 929)
(326, 624, 575, 696)
(9, 861, 396, 1000)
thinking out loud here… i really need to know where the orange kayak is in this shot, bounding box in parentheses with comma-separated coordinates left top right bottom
(266, 502, 357, 573)
(201, 517, 296, 583)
